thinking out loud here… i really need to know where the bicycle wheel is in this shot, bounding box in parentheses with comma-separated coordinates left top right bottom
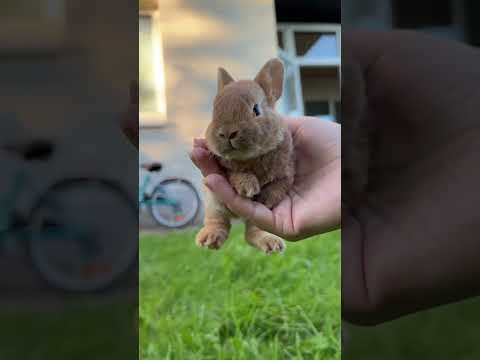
(29, 179, 138, 292)
(149, 178, 200, 228)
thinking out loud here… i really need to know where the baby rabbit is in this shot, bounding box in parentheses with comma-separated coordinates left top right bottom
(196, 58, 295, 254)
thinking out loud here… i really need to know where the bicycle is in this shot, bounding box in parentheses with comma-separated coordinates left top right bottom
(1, 140, 138, 292)
(139, 162, 201, 228)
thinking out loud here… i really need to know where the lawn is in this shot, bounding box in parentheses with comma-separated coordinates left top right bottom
(140, 225, 340, 360)
(344, 296, 480, 359)
(0, 299, 137, 360)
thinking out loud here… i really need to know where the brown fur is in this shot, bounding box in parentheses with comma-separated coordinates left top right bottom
(196, 58, 295, 254)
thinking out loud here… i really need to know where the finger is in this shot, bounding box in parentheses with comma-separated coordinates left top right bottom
(204, 174, 275, 232)
(283, 116, 303, 135)
(193, 138, 209, 150)
(342, 30, 395, 71)
(190, 147, 223, 176)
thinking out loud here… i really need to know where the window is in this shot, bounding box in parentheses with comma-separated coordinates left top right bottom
(277, 31, 284, 50)
(301, 67, 339, 120)
(295, 32, 338, 59)
(277, 24, 340, 122)
(277, 52, 302, 116)
(304, 101, 330, 116)
(139, 12, 167, 127)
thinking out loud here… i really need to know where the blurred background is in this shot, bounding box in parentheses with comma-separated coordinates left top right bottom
(139, 0, 341, 228)
(344, 0, 479, 45)
(0, 1, 138, 359)
(0, 0, 138, 292)
(342, 0, 480, 359)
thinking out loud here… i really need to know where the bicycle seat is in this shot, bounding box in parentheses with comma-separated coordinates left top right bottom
(4, 139, 55, 161)
(141, 162, 162, 172)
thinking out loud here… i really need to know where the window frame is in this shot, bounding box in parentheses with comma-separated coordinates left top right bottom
(139, 10, 168, 128)
(277, 23, 341, 121)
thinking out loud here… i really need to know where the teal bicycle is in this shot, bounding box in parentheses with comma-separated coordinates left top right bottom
(1, 141, 138, 292)
(140, 162, 200, 228)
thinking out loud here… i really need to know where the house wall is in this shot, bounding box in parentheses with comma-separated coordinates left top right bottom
(140, 0, 279, 226)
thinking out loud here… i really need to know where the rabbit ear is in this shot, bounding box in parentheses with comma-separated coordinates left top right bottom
(255, 58, 284, 105)
(217, 67, 235, 93)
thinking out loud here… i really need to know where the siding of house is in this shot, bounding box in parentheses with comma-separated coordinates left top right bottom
(140, 0, 279, 226)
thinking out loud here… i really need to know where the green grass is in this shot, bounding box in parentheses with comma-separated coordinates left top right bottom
(140, 225, 340, 360)
(344, 297, 480, 360)
(0, 300, 137, 360)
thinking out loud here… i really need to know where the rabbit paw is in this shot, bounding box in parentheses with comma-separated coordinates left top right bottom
(256, 191, 285, 209)
(229, 173, 260, 198)
(253, 234, 285, 254)
(196, 226, 228, 250)
(255, 178, 291, 209)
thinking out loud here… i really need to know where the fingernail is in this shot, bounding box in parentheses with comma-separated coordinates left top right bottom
(193, 138, 202, 146)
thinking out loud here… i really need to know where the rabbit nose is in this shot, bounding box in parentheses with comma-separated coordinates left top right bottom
(219, 130, 239, 140)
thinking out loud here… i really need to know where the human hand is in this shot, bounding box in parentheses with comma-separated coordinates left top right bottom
(342, 30, 480, 325)
(190, 116, 341, 241)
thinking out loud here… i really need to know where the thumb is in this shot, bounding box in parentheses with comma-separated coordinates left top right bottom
(204, 174, 275, 232)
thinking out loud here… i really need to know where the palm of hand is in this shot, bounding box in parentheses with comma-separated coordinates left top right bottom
(343, 31, 480, 324)
(191, 116, 340, 240)
(276, 117, 341, 239)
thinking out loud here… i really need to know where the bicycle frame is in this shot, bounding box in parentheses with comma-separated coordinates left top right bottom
(139, 173, 180, 209)
(0, 171, 92, 257)
(0, 161, 137, 290)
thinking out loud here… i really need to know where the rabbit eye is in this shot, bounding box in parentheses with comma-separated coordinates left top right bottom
(253, 103, 261, 116)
